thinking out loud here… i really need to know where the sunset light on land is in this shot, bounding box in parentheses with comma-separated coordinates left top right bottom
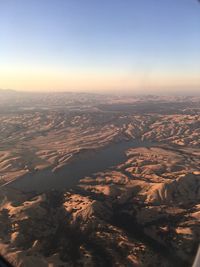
(0, 0, 200, 93)
(1, 2, 200, 266)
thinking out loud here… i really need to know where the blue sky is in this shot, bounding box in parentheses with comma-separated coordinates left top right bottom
(0, 0, 200, 93)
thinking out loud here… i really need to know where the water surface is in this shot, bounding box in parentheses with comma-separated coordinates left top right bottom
(7, 140, 154, 193)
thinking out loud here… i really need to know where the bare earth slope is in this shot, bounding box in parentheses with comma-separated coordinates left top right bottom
(0, 91, 199, 267)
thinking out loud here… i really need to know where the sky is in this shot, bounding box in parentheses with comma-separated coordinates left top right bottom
(0, 0, 200, 94)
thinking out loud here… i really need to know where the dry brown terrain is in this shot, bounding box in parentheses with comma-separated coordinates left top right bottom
(0, 91, 199, 267)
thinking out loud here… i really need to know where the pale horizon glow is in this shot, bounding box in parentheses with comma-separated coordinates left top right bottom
(1, 66, 200, 94)
(0, 0, 200, 93)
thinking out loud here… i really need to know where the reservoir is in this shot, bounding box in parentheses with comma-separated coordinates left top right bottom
(6, 140, 154, 193)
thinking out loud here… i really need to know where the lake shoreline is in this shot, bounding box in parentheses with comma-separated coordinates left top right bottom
(4, 139, 156, 193)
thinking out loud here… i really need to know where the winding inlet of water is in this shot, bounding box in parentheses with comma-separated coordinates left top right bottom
(6, 140, 154, 193)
